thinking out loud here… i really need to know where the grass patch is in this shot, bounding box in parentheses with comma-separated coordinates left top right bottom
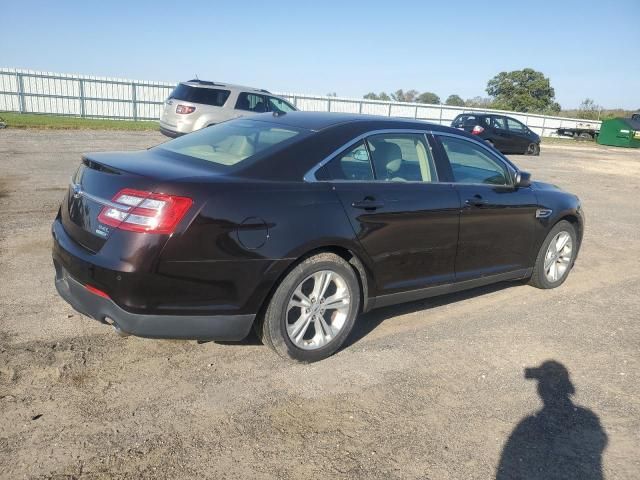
(0, 112, 159, 131)
(540, 137, 603, 148)
(541, 136, 598, 146)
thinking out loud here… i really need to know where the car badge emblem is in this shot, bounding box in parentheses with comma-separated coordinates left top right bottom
(72, 184, 82, 199)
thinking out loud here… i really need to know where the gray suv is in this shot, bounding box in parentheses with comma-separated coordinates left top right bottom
(159, 80, 297, 137)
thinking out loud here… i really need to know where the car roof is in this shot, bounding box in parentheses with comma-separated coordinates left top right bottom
(455, 113, 492, 118)
(249, 111, 459, 133)
(180, 80, 271, 94)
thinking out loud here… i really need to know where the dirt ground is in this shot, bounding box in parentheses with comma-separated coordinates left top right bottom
(1, 130, 639, 479)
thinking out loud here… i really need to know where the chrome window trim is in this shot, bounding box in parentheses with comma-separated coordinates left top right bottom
(303, 128, 438, 183)
(303, 128, 519, 186)
(69, 183, 132, 212)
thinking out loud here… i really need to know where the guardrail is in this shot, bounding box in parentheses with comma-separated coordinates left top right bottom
(0, 68, 601, 136)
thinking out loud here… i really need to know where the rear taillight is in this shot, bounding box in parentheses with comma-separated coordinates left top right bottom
(176, 105, 196, 114)
(97, 188, 193, 234)
(472, 125, 485, 135)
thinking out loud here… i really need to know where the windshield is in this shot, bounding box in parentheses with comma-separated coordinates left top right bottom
(157, 119, 305, 166)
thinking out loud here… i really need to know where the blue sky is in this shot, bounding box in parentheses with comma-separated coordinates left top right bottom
(1, 0, 638, 109)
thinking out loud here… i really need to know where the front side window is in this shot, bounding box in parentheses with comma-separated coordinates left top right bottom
(366, 134, 437, 182)
(158, 119, 302, 166)
(268, 97, 296, 113)
(235, 92, 267, 113)
(438, 136, 509, 185)
(506, 118, 526, 133)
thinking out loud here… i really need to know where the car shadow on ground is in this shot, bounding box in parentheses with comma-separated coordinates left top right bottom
(217, 281, 526, 349)
(495, 360, 607, 480)
(344, 280, 523, 349)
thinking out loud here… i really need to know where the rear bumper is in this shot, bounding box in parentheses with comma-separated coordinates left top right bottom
(159, 126, 185, 138)
(54, 263, 254, 340)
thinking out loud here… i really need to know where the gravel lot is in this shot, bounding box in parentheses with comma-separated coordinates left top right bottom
(1, 130, 639, 479)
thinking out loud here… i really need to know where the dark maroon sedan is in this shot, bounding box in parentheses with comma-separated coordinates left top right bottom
(52, 112, 583, 361)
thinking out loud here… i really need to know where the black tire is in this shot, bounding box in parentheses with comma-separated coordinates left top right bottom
(525, 142, 540, 156)
(529, 220, 577, 289)
(578, 132, 593, 140)
(256, 252, 361, 362)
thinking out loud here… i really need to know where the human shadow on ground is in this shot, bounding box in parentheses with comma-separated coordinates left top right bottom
(496, 360, 607, 480)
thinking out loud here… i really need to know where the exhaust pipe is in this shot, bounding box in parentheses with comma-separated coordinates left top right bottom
(104, 317, 130, 337)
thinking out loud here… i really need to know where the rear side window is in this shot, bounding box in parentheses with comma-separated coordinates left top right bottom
(322, 133, 436, 183)
(367, 134, 437, 182)
(326, 141, 374, 181)
(169, 84, 230, 106)
(438, 136, 509, 185)
(158, 119, 303, 166)
(235, 92, 267, 113)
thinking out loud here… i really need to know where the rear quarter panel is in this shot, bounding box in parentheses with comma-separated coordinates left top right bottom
(156, 180, 369, 315)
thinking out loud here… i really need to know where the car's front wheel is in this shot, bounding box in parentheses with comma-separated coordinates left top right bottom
(529, 220, 577, 289)
(257, 252, 361, 362)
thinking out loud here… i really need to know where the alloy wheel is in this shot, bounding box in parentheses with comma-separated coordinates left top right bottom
(544, 231, 573, 282)
(285, 270, 351, 350)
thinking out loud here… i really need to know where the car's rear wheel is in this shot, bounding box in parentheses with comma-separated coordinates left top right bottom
(257, 252, 361, 362)
(529, 220, 577, 289)
(525, 142, 540, 155)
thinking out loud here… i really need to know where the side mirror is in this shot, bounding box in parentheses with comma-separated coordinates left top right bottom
(514, 171, 531, 188)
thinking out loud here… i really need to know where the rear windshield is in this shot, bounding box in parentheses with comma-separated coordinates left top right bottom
(169, 84, 230, 106)
(157, 119, 304, 166)
(453, 115, 483, 127)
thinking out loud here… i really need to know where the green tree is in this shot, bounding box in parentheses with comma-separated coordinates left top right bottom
(577, 98, 601, 120)
(416, 92, 440, 104)
(486, 68, 560, 113)
(465, 96, 494, 108)
(390, 89, 418, 102)
(445, 94, 465, 106)
(363, 92, 391, 101)
(403, 89, 419, 103)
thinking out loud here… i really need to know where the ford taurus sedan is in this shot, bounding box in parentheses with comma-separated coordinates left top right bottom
(52, 112, 584, 362)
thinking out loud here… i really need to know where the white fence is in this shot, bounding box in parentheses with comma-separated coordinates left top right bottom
(0, 68, 600, 136)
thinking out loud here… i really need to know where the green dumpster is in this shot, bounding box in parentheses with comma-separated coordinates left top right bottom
(597, 117, 640, 148)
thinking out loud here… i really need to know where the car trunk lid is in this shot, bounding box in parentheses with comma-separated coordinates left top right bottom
(60, 149, 215, 252)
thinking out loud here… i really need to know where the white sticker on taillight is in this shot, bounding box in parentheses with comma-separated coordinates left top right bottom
(102, 208, 128, 222)
(123, 213, 160, 228)
(138, 198, 166, 210)
(114, 194, 146, 206)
